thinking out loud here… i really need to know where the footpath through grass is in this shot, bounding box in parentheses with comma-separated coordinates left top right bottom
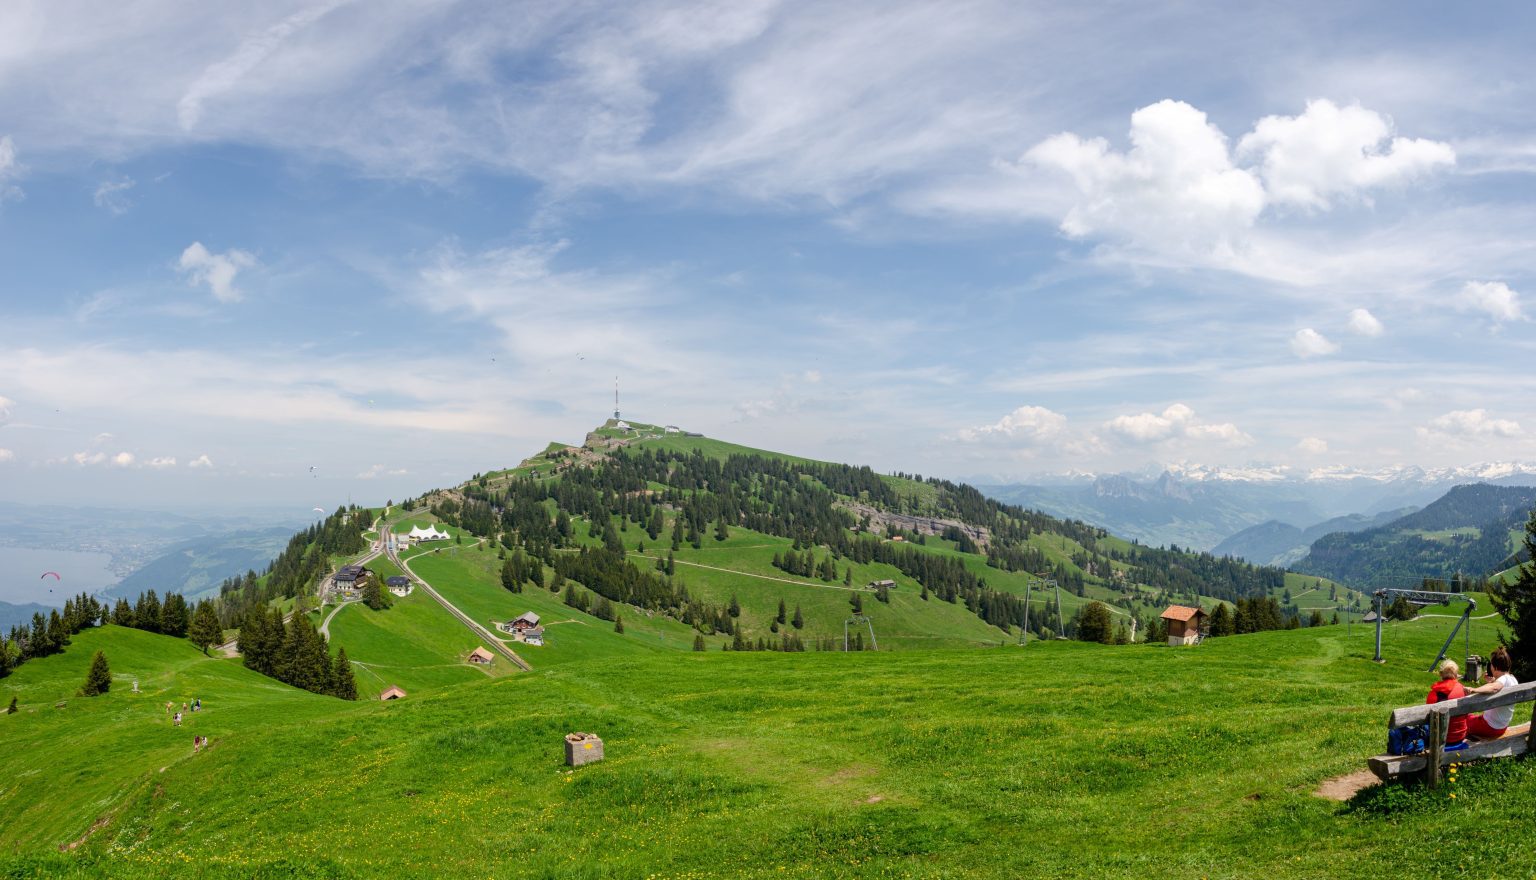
(4, 613, 1534, 878)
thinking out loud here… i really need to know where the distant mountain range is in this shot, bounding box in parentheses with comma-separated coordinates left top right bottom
(1213, 508, 1418, 568)
(980, 461, 1536, 552)
(1291, 484, 1536, 588)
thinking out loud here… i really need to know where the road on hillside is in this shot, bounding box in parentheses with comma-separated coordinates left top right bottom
(382, 522, 532, 672)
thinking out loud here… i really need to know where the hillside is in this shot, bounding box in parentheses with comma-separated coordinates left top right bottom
(111, 526, 297, 603)
(3, 611, 1533, 878)
(1295, 484, 1536, 587)
(1213, 507, 1416, 567)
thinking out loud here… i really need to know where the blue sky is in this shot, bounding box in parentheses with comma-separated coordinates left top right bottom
(1, 0, 1534, 509)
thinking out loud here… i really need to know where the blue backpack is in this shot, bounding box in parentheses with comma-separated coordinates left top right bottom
(1388, 724, 1428, 755)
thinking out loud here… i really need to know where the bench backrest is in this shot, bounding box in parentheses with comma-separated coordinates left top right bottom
(1389, 680, 1536, 727)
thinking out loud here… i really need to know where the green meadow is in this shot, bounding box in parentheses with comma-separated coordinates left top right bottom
(3, 612, 1533, 879)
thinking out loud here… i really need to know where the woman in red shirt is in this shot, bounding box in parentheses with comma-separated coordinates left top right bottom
(1426, 659, 1468, 745)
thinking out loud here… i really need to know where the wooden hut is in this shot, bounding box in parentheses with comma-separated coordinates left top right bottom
(1160, 605, 1207, 646)
(467, 646, 495, 665)
(379, 685, 407, 701)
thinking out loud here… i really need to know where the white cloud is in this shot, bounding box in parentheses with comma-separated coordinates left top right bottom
(0, 135, 22, 202)
(69, 450, 106, 466)
(1296, 436, 1329, 455)
(1457, 281, 1524, 322)
(147, 456, 177, 469)
(1290, 328, 1339, 358)
(1347, 308, 1384, 337)
(0, 395, 13, 427)
(356, 463, 408, 479)
(1105, 403, 1251, 446)
(1024, 100, 1265, 257)
(1419, 409, 1522, 439)
(178, 242, 257, 303)
(112, 451, 136, 467)
(1236, 99, 1454, 210)
(956, 405, 1067, 443)
(189, 454, 214, 469)
(0, 448, 13, 462)
(1413, 408, 1523, 442)
(93, 177, 135, 214)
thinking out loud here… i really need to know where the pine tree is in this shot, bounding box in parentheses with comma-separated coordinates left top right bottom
(112, 598, 134, 627)
(363, 577, 389, 610)
(80, 650, 111, 696)
(188, 601, 223, 655)
(160, 593, 190, 637)
(792, 605, 804, 629)
(693, 633, 706, 652)
(47, 610, 70, 652)
(849, 592, 863, 613)
(331, 648, 357, 700)
(1489, 506, 1536, 681)
(776, 599, 787, 625)
(715, 518, 729, 541)
(1208, 603, 1234, 638)
(614, 615, 625, 634)
(1076, 602, 1113, 644)
(728, 594, 740, 618)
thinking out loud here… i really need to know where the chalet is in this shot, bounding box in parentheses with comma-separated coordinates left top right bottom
(510, 611, 540, 632)
(1160, 605, 1207, 646)
(386, 575, 411, 597)
(467, 646, 495, 665)
(867, 579, 897, 590)
(379, 685, 407, 701)
(523, 626, 546, 647)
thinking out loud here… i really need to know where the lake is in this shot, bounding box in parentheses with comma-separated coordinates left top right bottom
(0, 546, 120, 606)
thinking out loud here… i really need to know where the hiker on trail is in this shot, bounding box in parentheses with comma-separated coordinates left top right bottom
(193, 736, 202, 754)
(1426, 659, 1468, 746)
(165, 701, 172, 714)
(174, 712, 182, 727)
(1463, 647, 1519, 739)
(194, 698, 200, 711)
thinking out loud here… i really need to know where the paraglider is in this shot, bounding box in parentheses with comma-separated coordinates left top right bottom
(40, 571, 60, 580)
(313, 507, 326, 514)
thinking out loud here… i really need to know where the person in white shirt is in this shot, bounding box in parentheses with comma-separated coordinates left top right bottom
(1464, 646, 1519, 739)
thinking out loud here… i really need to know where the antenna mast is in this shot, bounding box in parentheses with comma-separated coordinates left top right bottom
(614, 377, 620, 420)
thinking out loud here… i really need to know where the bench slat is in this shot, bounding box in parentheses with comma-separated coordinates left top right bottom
(1388, 681, 1536, 727)
(1368, 723, 1531, 781)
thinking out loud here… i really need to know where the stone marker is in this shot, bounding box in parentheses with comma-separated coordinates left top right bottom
(565, 732, 604, 767)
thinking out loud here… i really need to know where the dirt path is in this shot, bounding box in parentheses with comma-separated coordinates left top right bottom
(1314, 769, 1378, 801)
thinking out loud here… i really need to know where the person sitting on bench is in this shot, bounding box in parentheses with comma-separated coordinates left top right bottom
(1427, 659, 1469, 746)
(1463, 647, 1518, 740)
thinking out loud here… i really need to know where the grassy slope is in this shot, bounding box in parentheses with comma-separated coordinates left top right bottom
(4, 615, 1532, 878)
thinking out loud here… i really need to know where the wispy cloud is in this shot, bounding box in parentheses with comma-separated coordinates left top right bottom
(93, 177, 135, 214)
(0, 135, 23, 203)
(1417, 409, 1522, 440)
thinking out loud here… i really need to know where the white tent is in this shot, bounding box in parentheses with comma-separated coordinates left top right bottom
(406, 524, 450, 541)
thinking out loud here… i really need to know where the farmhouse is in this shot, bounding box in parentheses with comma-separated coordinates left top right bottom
(522, 626, 545, 647)
(867, 579, 896, 590)
(467, 646, 495, 665)
(379, 685, 407, 701)
(385, 575, 411, 597)
(1160, 605, 1207, 646)
(333, 564, 369, 585)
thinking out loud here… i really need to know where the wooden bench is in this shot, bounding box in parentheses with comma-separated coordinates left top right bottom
(1368, 680, 1536, 786)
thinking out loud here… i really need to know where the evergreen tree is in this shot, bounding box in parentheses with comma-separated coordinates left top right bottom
(134, 591, 162, 634)
(6, 696, 16, 714)
(362, 577, 389, 610)
(1076, 601, 1113, 644)
(47, 610, 70, 652)
(776, 599, 787, 625)
(111, 598, 134, 627)
(715, 518, 730, 541)
(331, 648, 357, 700)
(693, 633, 706, 651)
(728, 594, 740, 617)
(188, 601, 223, 655)
(1489, 506, 1536, 681)
(1208, 603, 1235, 638)
(849, 591, 863, 613)
(160, 593, 190, 637)
(614, 614, 625, 634)
(80, 650, 111, 696)
(792, 605, 804, 629)
(731, 629, 746, 651)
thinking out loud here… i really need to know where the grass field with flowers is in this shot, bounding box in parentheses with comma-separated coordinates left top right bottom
(3, 605, 1533, 879)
